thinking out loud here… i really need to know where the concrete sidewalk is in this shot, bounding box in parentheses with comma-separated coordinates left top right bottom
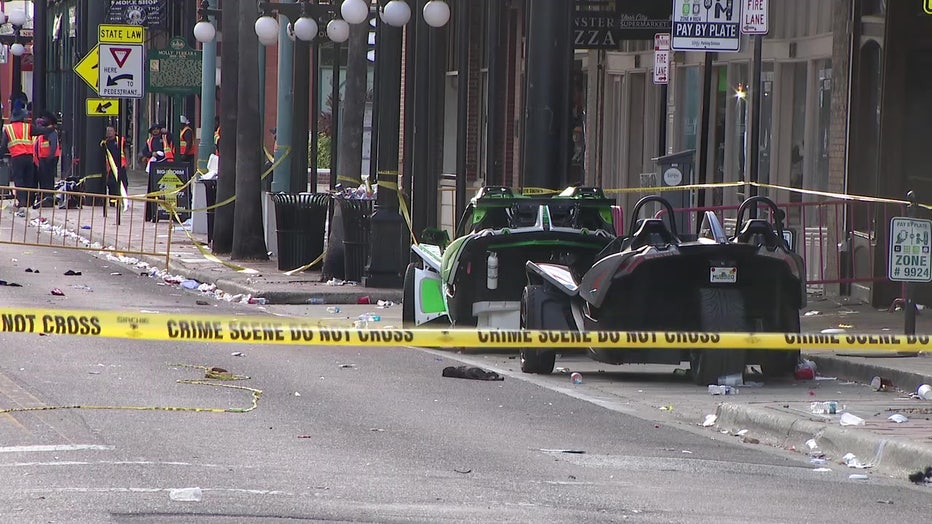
(9, 168, 932, 481)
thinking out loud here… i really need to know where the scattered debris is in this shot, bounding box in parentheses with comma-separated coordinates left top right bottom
(794, 359, 817, 380)
(25, 268, 39, 273)
(454, 468, 472, 474)
(357, 295, 370, 304)
(555, 367, 571, 374)
(877, 500, 894, 505)
(659, 405, 674, 411)
(570, 372, 583, 385)
(804, 310, 821, 316)
(842, 453, 872, 469)
(848, 474, 870, 481)
(294, 392, 301, 397)
(169, 487, 202, 502)
(50, 288, 65, 296)
(708, 385, 738, 395)
(325, 278, 345, 286)
(681, 450, 693, 454)
(701, 414, 717, 427)
(0, 280, 22, 287)
(370, 428, 385, 432)
(888, 413, 909, 423)
(839, 413, 866, 426)
(231, 351, 244, 357)
(63, 270, 82, 276)
(338, 364, 357, 369)
(810, 458, 827, 465)
(297, 435, 313, 439)
(735, 429, 749, 437)
(810, 401, 838, 415)
(743, 436, 760, 445)
(196, 300, 210, 306)
(918, 384, 932, 400)
(539, 449, 585, 454)
(376, 300, 394, 308)
(812, 467, 832, 472)
(907, 466, 932, 484)
(442, 366, 504, 381)
(326, 306, 341, 314)
(718, 373, 743, 386)
(870, 376, 894, 392)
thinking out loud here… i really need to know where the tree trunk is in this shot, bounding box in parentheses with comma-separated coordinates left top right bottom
(231, 0, 269, 260)
(212, 0, 238, 255)
(337, 20, 369, 186)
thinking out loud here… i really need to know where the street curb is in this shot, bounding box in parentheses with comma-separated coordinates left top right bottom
(803, 353, 932, 395)
(714, 402, 932, 479)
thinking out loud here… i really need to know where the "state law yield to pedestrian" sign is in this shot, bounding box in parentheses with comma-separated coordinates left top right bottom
(889, 217, 932, 282)
(672, 0, 742, 52)
(98, 43, 144, 98)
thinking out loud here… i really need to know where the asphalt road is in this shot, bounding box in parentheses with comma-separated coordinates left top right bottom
(1, 241, 930, 523)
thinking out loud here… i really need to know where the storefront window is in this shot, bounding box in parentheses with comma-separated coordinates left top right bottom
(790, 62, 808, 197)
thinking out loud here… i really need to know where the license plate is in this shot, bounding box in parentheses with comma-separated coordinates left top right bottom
(710, 266, 737, 284)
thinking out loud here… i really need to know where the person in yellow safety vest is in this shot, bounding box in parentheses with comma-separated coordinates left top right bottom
(100, 125, 128, 203)
(140, 123, 174, 173)
(31, 113, 62, 200)
(0, 108, 54, 211)
(178, 115, 195, 165)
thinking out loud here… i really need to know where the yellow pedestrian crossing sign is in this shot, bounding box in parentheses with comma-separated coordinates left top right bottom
(926, 0, 932, 14)
(74, 44, 100, 92)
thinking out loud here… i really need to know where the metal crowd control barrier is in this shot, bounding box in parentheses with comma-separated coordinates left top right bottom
(654, 193, 907, 295)
(0, 184, 174, 268)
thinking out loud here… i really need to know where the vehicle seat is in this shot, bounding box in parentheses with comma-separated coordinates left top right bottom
(734, 219, 780, 249)
(628, 218, 678, 250)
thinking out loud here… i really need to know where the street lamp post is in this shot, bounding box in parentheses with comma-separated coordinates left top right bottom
(194, 0, 218, 174)
(2, 7, 29, 112)
(365, 0, 450, 288)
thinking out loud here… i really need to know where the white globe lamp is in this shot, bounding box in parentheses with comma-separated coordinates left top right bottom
(293, 17, 319, 42)
(382, 1, 411, 27)
(193, 20, 216, 43)
(10, 43, 25, 57)
(8, 9, 27, 27)
(423, 1, 450, 28)
(255, 15, 280, 46)
(341, 0, 369, 25)
(327, 19, 350, 43)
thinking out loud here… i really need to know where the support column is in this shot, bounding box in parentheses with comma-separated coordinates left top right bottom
(412, 0, 429, 237)
(455, 0, 469, 228)
(272, 6, 295, 193)
(364, 14, 406, 288)
(32, 0, 48, 113)
(196, 0, 217, 173)
(485, 0, 503, 186)
(293, 39, 311, 193)
(521, 0, 574, 190)
(81, 0, 108, 199)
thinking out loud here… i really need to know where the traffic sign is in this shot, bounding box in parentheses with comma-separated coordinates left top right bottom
(86, 98, 120, 117)
(888, 217, 932, 282)
(98, 24, 145, 43)
(99, 43, 145, 98)
(653, 33, 670, 85)
(74, 45, 100, 93)
(741, 0, 769, 35)
(671, 0, 743, 52)
(925, 0, 932, 15)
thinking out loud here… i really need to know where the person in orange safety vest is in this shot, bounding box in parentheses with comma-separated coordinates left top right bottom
(32, 114, 62, 198)
(1, 108, 54, 210)
(178, 115, 195, 164)
(140, 123, 174, 173)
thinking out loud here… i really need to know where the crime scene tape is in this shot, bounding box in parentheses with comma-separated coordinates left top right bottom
(1, 307, 929, 352)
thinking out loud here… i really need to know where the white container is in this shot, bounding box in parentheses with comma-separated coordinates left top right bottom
(918, 384, 932, 400)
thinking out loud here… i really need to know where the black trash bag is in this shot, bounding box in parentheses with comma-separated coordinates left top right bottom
(442, 366, 504, 381)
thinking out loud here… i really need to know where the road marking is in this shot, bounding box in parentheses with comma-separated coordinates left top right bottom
(0, 444, 114, 453)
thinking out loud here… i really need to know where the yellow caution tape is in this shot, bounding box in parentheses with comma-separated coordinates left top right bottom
(1, 307, 928, 351)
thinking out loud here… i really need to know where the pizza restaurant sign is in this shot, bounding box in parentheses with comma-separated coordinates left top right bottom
(574, 1, 673, 49)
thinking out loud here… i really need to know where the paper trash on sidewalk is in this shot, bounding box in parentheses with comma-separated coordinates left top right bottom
(840, 413, 866, 426)
(887, 413, 909, 423)
(842, 453, 872, 469)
